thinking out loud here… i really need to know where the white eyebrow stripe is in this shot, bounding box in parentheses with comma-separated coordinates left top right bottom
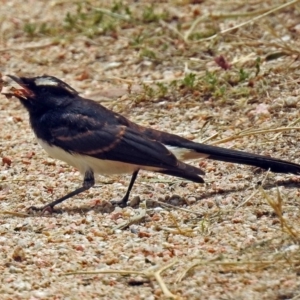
(34, 78, 59, 86)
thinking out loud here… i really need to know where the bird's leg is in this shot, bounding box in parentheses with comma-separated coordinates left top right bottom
(111, 170, 139, 207)
(29, 170, 95, 214)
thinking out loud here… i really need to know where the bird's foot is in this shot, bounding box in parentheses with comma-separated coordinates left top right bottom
(110, 195, 140, 207)
(27, 205, 62, 215)
(110, 198, 128, 208)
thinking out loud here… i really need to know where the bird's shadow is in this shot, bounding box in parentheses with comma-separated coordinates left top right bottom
(35, 177, 299, 216)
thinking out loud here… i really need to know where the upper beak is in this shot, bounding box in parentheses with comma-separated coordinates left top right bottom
(2, 75, 35, 99)
(7, 75, 24, 86)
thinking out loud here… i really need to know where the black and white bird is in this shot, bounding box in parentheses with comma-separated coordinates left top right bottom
(2, 75, 300, 212)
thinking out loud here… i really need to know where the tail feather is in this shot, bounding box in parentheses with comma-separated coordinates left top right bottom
(139, 125, 300, 177)
(182, 142, 300, 175)
(159, 169, 204, 183)
(159, 160, 205, 183)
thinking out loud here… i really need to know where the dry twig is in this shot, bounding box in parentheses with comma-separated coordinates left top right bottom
(65, 259, 179, 299)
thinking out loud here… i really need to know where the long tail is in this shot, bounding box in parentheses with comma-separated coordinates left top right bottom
(133, 123, 300, 176)
(180, 142, 300, 175)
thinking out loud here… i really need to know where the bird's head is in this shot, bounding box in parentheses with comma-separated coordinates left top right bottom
(2, 75, 79, 114)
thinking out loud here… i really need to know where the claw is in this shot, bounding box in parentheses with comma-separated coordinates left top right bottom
(110, 199, 128, 208)
(27, 205, 62, 215)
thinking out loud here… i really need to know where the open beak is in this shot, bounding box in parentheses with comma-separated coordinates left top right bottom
(1, 75, 35, 99)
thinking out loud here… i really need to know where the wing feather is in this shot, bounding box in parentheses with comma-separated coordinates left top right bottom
(43, 113, 205, 181)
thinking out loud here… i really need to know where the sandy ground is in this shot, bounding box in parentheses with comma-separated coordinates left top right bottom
(0, 1, 300, 299)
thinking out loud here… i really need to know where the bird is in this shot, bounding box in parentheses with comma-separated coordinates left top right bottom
(2, 74, 300, 213)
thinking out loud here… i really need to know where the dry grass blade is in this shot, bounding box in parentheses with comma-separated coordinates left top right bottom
(236, 189, 259, 208)
(113, 201, 147, 230)
(192, 0, 300, 42)
(65, 269, 143, 276)
(209, 127, 300, 146)
(292, 293, 300, 300)
(236, 169, 270, 208)
(176, 258, 300, 283)
(149, 260, 179, 299)
(0, 41, 56, 52)
(272, 118, 300, 140)
(0, 210, 29, 217)
(159, 19, 185, 41)
(184, 9, 270, 42)
(64, 259, 179, 299)
(156, 212, 197, 237)
(153, 200, 204, 217)
(200, 133, 219, 144)
(259, 186, 299, 240)
(91, 7, 130, 21)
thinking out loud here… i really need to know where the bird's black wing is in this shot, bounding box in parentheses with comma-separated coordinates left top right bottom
(46, 113, 205, 182)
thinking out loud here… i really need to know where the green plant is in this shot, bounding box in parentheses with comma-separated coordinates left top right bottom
(142, 5, 168, 23)
(213, 85, 226, 97)
(140, 48, 156, 59)
(203, 71, 217, 89)
(182, 73, 197, 89)
(239, 68, 249, 82)
(155, 82, 168, 97)
(255, 56, 261, 76)
(24, 23, 36, 37)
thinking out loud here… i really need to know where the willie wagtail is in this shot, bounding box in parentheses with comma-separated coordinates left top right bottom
(2, 75, 300, 212)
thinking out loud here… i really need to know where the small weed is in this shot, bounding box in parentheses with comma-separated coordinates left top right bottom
(39, 23, 51, 35)
(140, 48, 157, 60)
(124, 6, 132, 16)
(142, 83, 155, 99)
(24, 23, 36, 37)
(130, 34, 145, 46)
(182, 73, 197, 89)
(188, 28, 217, 41)
(111, 1, 132, 15)
(101, 21, 117, 35)
(64, 12, 78, 30)
(142, 6, 158, 23)
(62, 3, 119, 37)
(203, 71, 218, 89)
(142, 5, 168, 23)
(213, 85, 226, 97)
(134, 82, 172, 103)
(239, 69, 249, 82)
(134, 83, 155, 103)
(92, 11, 104, 26)
(155, 82, 168, 97)
(255, 57, 261, 76)
(111, 1, 123, 13)
(24, 22, 54, 37)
